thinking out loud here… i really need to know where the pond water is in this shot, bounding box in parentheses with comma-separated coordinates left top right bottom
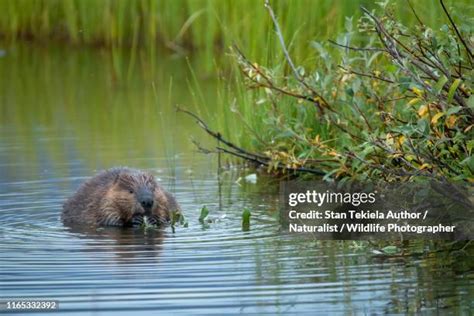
(0, 43, 473, 315)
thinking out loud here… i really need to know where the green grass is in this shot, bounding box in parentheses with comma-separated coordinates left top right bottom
(0, 0, 468, 66)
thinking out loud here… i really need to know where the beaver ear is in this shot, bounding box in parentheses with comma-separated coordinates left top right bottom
(113, 173, 121, 184)
(114, 172, 132, 184)
(145, 172, 157, 185)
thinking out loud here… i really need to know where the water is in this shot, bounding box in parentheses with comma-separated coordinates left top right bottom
(0, 43, 473, 315)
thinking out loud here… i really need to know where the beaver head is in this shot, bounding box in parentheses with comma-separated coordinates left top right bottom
(99, 170, 172, 227)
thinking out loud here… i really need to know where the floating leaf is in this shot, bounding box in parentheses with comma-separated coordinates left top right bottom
(381, 245, 401, 255)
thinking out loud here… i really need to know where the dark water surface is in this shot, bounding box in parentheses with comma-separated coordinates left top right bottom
(0, 44, 473, 315)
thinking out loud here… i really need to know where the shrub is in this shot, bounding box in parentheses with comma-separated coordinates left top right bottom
(228, 0, 473, 182)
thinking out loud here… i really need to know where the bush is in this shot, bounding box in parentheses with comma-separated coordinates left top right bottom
(230, 0, 473, 182)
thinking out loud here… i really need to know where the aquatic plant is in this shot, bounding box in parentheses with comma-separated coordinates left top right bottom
(171, 210, 188, 233)
(140, 216, 156, 229)
(242, 208, 251, 231)
(199, 205, 209, 223)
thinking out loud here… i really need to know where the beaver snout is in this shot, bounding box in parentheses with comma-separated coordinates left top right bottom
(140, 198, 154, 210)
(137, 189, 154, 213)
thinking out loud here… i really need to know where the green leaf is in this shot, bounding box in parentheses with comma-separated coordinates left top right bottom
(467, 95, 474, 110)
(460, 156, 474, 172)
(467, 140, 474, 154)
(447, 79, 461, 104)
(385, 64, 397, 73)
(368, 51, 381, 67)
(242, 208, 251, 231)
(381, 245, 400, 255)
(417, 119, 430, 135)
(345, 16, 353, 32)
(199, 206, 209, 223)
(352, 78, 361, 93)
(434, 75, 448, 93)
(141, 216, 157, 229)
(431, 112, 445, 124)
(446, 106, 462, 116)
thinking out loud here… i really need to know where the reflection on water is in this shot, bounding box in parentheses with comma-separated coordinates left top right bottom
(0, 43, 473, 315)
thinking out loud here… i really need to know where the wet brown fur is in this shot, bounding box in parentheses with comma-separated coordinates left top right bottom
(62, 167, 180, 227)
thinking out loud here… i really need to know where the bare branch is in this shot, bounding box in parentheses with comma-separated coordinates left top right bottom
(217, 147, 326, 175)
(264, 0, 330, 112)
(439, 0, 473, 60)
(177, 106, 327, 176)
(338, 65, 395, 83)
(328, 40, 384, 52)
(177, 106, 267, 160)
(406, 0, 424, 27)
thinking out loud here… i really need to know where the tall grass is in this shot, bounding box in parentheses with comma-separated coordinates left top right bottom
(0, 0, 467, 65)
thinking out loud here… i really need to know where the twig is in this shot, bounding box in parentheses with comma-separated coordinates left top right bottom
(233, 45, 338, 115)
(177, 106, 267, 160)
(338, 65, 395, 83)
(406, 0, 424, 27)
(178, 106, 327, 176)
(328, 40, 384, 52)
(217, 147, 326, 175)
(439, 0, 473, 60)
(264, 0, 330, 112)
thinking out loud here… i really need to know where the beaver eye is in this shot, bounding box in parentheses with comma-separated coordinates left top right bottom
(129, 190, 134, 194)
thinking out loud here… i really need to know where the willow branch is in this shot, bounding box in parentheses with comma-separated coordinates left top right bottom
(439, 0, 473, 60)
(217, 147, 326, 175)
(178, 106, 327, 175)
(177, 106, 267, 160)
(264, 0, 330, 111)
(328, 40, 384, 52)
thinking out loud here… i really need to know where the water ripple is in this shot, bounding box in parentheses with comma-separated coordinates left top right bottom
(0, 168, 472, 315)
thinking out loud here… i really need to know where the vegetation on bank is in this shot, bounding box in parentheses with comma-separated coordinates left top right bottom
(194, 0, 473, 183)
(0, 0, 468, 66)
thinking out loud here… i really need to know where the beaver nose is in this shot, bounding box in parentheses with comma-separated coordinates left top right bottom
(140, 198, 154, 211)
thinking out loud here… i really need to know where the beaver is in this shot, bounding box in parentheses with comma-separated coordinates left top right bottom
(62, 167, 179, 227)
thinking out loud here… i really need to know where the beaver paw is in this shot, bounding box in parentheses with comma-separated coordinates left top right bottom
(130, 214, 169, 227)
(148, 215, 170, 226)
(131, 214, 145, 227)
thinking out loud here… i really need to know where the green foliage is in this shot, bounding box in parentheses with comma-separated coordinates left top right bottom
(171, 210, 188, 232)
(229, 1, 473, 182)
(380, 245, 401, 255)
(0, 0, 468, 68)
(140, 216, 156, 229)
(242, 208, 251, 231)
(199, 205, 209, 223)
